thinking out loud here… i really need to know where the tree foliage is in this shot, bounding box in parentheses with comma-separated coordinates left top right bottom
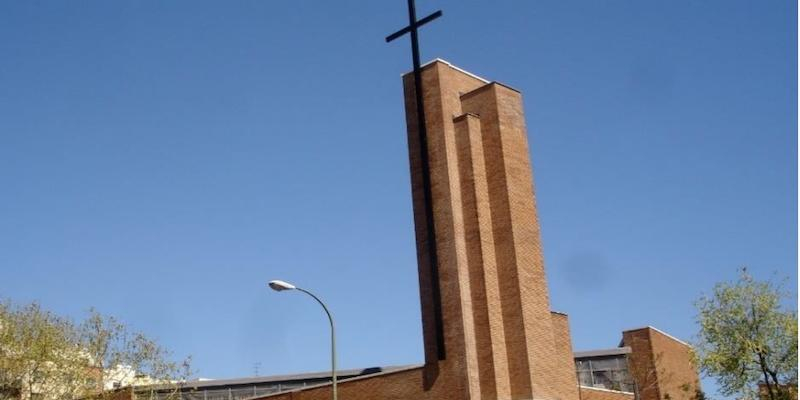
(0, 300, 191, 400)
(694, 269, 797, 400)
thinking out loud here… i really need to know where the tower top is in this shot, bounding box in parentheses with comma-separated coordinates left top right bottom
(407, 58, 490, 83)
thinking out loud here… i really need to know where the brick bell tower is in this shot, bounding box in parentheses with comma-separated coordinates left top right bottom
(251, 60, 579, 400)
(402, 59, 580, 400)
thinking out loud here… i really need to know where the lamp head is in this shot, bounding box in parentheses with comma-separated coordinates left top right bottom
(268, 280, 296, 291)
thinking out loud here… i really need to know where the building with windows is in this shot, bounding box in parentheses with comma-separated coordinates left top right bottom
(131, 367, 412, 400)
(126, 327, 698, 400)
(575, 347, 635, 394)
(575, 327, 700, 400)
(117, 60, 701, 400)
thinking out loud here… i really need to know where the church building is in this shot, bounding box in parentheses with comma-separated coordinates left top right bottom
(237, 60, 702, 400)
(124, 59, 701, 400)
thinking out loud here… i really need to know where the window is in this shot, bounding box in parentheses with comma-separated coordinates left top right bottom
(574, 355, 634, 393)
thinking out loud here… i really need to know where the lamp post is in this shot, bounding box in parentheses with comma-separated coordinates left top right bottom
(267, 280, 337, 400)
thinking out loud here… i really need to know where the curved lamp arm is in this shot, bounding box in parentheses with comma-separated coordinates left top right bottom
(295, 287, 337, 400)
(268, 282, 337, 400)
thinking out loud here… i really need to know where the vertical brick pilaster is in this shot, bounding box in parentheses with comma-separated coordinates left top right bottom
(551, 312, 581, 400)
(455, 113, 513, 400)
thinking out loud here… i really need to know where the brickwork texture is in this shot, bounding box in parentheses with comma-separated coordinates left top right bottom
(253, 60, 580, 400)
(579, 387, 636, 400)
(623, 328, 700, 400)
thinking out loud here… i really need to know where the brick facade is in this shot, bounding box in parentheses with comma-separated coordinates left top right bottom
(77, 60, 705, 400)
(579, 387, 635, 400)
(249, 60, 581, 400)
(622, 328, 700, 400)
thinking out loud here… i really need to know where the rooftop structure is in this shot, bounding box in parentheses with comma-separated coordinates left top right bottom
(128, 327, 698, 400)
(134, 367, 417, 400)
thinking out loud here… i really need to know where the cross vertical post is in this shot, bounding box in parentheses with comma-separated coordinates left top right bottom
(386, 0, 446, 360)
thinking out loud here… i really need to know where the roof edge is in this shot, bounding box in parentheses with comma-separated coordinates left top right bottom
(138, 365, 418, 391)
(623, 326, 692, 347)
(242, 364, 424, 400)
(402, 58, 490, 84)
(453, 112, 480, 122)
(574, 346, 632, 358)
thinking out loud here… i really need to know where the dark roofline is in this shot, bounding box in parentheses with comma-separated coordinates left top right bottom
(137, 365, 418, 392)
(243, 365, 424, 400)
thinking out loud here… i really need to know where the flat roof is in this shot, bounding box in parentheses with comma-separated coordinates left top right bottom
(243, 365, 425, 400)
(139, 365, 418, 391)
(574, 346, 632, 358)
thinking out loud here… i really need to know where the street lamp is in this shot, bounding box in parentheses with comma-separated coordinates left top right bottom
(267, 280, 337, 400)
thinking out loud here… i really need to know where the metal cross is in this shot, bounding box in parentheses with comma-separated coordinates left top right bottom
(386, 0, 446, 361)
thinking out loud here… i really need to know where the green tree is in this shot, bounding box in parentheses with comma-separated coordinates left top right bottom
(694, 269, 797, 400)
(79, 309, 192, 400)
(0, 302, 83, 400)
(0, 300, 191, 400)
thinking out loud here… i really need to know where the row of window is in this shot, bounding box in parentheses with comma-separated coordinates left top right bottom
(135, 382, 314, 400)
(575, 355, 635, 393)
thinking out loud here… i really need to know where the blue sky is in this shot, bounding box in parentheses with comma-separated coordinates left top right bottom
(0, 0, 796, 397)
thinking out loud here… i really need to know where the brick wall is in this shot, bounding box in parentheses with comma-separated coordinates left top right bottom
(251, 59, 580, 400)
(551, 312, 580, 400)
(623, 327, 700, 400)
(580, 386, 635, 400)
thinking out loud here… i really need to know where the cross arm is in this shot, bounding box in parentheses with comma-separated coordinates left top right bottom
(385, 10, 443, 43)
